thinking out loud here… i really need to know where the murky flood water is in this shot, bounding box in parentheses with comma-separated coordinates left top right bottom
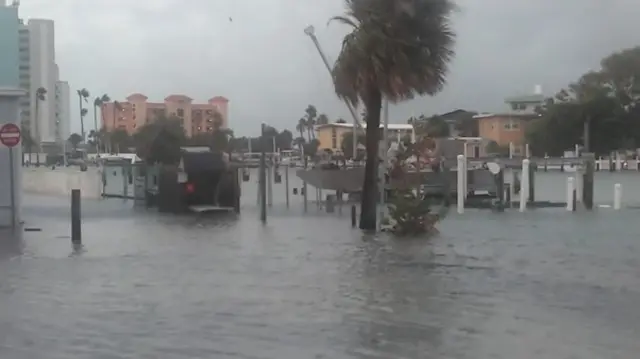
(1, 170, 640, 358)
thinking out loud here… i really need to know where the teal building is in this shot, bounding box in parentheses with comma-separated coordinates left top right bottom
(0, 3, 25, 227)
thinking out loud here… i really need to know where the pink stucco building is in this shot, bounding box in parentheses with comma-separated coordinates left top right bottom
(101, 93, 229, 138)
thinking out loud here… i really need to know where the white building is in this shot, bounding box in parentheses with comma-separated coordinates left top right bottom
(17, 17, 69, 151)
(55, 80, 70, 143)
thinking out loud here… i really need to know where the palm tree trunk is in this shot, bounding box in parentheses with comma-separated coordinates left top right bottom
(359, 88, 382, 230)
(34, 100, 39, 166)
(79, 96, 85, 142)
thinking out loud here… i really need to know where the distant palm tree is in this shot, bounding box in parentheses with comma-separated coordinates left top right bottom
(21, 125, 34, 165)
(32, 87, 47, 165)
(304, 105, 317, 139)
(210, 111, 233, 153)
(93, 94, 110, 154)
(317, 113, 329, 125)
(68, 133, 83, 151)
(76, 88, 90, 141)
(330, 0, 456, 229)
(296, 117, 307, 144)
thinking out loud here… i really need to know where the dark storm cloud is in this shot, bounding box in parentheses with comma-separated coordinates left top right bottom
(18, 0, 640, 135)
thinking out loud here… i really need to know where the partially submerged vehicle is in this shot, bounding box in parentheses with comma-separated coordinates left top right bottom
(150, 148, 241, 214)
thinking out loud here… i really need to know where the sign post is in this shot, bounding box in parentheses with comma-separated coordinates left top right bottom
(0, 123, 21, 228)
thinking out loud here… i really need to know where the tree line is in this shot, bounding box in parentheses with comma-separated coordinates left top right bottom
(527, 46, 640, 156)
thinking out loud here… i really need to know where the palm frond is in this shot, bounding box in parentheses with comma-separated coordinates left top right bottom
(331, 0, 456, 104)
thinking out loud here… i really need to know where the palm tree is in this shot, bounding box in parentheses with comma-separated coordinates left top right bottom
(317, 113, 329, 125)
(304, 105, 317, 139)
(296, 118, 308, 154)
(68, 133, 83, 151)
(331, 0, 456, 229)
(33, 87, 46, 166)
(76, 88, 90, 142)
(21, 126, 34, 165)
(93, 94, 110, 154)
(210, 111, 234, 153)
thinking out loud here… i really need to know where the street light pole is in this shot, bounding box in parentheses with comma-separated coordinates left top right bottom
(304, 25, 363, 159)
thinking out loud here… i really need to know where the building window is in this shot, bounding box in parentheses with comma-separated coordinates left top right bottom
(503, 120, 519, 130)
(177, 109, 184, 117)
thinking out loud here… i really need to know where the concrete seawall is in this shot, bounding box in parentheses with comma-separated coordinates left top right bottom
(22, 168, 102, 199)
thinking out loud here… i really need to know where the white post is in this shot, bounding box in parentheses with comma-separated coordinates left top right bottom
(615, 152, 621, 172)
(613, 183, 622, 210)
(457, 155, 464, 214)
(525, 143, 530, 158)
(509, 142, 514, 159)
(566, 177, 575, 211)
(519, 159, 530, 212)
(462, 143, 468, 198)
(575, 144, 579, 157)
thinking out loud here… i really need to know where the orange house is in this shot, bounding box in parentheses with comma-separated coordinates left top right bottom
(476, 94, 543, 155)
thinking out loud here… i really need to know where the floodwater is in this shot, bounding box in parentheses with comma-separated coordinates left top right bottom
(1, 170, 640, 358)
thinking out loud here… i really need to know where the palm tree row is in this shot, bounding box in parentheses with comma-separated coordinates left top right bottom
(293, 104, 335, 151)
(330, 0, 456, 229)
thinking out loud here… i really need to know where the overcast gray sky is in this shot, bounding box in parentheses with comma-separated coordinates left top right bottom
(18, 0, 640, 136)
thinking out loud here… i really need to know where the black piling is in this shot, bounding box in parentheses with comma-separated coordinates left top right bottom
(572, 189, 577, 212)
(495, 167, 505, 212)
(582, 153, 595, 210)
(609, 154, 614, 172)
(351, 205, 357, 228)
(71, 189, 81, 245)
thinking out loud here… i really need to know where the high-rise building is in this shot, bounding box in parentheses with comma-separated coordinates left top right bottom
(26, 19, 57, 145)
(102, 94, 230, 138)
(16, 12, 69, 151)
(55, 80, 70, 142)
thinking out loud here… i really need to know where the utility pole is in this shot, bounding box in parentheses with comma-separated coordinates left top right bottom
(304, 25, 364, 159)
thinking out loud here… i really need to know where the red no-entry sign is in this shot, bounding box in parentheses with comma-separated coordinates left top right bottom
(0, 123, 21, 148)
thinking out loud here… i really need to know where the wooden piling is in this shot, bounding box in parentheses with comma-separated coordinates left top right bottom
(351, 205, 357, 227)
(71, 189, 81, 244)
(582, 153, 595, 210)
(609, 154, 614, 172)
(495, 168, 505, 212)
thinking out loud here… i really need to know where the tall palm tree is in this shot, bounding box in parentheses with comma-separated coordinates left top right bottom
(93, 94, 110, 154)
(33, 87, 46, 165)
(331, 0, 456, 229)
(296, 118, 306, 140)
(304, 105, 317, 139)
(76, 88, 90, 142)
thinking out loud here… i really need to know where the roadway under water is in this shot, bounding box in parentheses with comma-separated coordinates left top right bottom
(1, 170, 640, 358)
